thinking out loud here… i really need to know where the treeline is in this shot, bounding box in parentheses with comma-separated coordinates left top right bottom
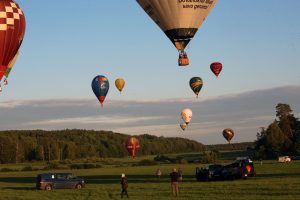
(0, 130, 205, 164)
(255, 103, 300, 159)
(206, 142, 255, 152)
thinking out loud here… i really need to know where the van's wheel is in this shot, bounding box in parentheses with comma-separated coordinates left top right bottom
(45, 184, 52, 191)
(75, 184, 82, 189)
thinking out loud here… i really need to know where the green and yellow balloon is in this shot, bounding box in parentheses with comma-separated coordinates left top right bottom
(189, 77, 203, 98)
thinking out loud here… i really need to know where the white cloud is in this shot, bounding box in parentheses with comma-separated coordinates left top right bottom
(24, 115, 169, 126)
(1, 85, 300, 144)
(243, 115, 274, 121)
(0, 98, 94, 108)
(0, 100, 23, 108)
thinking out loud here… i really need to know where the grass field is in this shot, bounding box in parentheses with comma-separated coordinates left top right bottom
(0, 159, 300, 200)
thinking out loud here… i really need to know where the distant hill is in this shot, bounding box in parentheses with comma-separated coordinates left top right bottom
(0, 129, 205, 164)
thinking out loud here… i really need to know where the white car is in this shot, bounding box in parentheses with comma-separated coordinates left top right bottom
(278, 156, 291, 163)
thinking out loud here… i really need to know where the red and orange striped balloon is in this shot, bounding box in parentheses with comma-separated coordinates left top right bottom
(126, 137, 140, 159)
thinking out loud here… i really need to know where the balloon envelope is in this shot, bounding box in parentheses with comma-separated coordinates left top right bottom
(180, 123, 187, 131)
(0, 0, 26, 81)
(115, 78, 125, 93)
(246, 165, 252, 173)
(136, 0, 218, 51)
(181, 108, 192, 124)
(126, 137, 140, 159)
(91, 75, 109, 107)
(222, 128, 234, 144)
(4, 51, 19, 78)
(189, 77, 203, 98)
(210, 62, 222, 77)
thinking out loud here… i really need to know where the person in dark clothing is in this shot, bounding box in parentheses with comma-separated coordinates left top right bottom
(170, 168, 179, 197)
(120, 173, 129, 198)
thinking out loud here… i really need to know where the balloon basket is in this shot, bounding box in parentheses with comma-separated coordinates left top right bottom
(178, 51, 189, 66)
(178, 57, 189, 66)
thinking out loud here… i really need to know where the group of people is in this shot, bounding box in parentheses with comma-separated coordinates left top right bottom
(120, 168, 183, 198)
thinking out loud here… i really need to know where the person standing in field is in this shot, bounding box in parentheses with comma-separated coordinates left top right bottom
(170, 168, 179, 197)
(120, 173, 129, 198)
(156, 168, 162, 179)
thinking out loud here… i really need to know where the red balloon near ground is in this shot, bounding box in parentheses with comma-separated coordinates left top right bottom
(0, 0, 26, 81)
(126, 137, 140, 159)
(246, 165, 252, 173)
(210, 62, 222, 78)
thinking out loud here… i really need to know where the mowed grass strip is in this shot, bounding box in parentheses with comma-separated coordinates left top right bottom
(0, 161, 299, 200)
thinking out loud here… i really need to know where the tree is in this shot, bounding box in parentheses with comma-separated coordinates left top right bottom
(0, 136, 15, 163)
(63, 142, 76, 160)
(36, 145, 45, 161)
(276, 103, 294, 138)
(255, 103, 300, 158)
(14, 136, 24, 163)
(276, 103, 293, 120)
(264, 121, 285, 158)
(294, 131, 300, 155)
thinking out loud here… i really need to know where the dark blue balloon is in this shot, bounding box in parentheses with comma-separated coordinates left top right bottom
(92, 75, 109, 107)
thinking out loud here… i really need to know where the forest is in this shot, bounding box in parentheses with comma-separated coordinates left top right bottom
(0, 129, 205, 164)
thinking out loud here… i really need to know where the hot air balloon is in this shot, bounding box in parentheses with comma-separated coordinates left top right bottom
(0, 0, 26, 82)
(181, 108, 192, 125)
(180, 123, 187, 131)
(91, 75, 109, 107)
(189, 77, 203, 98)
(3, 51, 19, 85)
(210, 62, 222, 77)
(222, 128, 234, 144)
(115, 78, 125, 93)
(136, 0, 218, 66)
(246, 165, 252, 174)
(126, 137, 140, 159)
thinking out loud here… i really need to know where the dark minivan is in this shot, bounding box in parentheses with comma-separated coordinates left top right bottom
(195, 158, 256, 181)
(195, 164, 224, 181)
(36, 173, 85, 190)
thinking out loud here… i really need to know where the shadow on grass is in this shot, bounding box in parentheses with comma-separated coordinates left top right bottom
(82, 174, 199, 184)
(2, 172, 299, 186)
(0, 174, 198, 185)
(255, 172, 300, 178)
(2, 187, 36, 191)
(0, 176, 35, 184)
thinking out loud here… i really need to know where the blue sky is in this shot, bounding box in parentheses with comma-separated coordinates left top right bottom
(0, 1, 299, 144)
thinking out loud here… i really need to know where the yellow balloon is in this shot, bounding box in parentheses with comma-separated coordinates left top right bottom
(115, 78, 125, 93)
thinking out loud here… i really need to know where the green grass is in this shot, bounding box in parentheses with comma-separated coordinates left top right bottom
(0, 160, 300, 200)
